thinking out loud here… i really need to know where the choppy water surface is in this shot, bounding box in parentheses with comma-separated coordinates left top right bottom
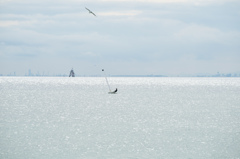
(0, 77, 240, 159)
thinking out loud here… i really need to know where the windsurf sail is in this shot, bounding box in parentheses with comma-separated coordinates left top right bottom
(69, 68, 75, 77)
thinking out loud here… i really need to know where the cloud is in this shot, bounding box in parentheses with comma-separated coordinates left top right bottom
(0, 20, 19, 27)
(100, 0, 239, 5)
(0, 0, 239, 75)
(174, 24, 240, 44)
(98, 10, 141, 16)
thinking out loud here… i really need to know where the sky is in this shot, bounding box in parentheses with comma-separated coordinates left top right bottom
(0, 0, 240, 76)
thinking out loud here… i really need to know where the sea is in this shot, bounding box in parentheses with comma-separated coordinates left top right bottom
(0, 77, 240, 159)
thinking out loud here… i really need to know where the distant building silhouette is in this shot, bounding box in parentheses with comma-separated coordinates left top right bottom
(28, 69, 31, 76)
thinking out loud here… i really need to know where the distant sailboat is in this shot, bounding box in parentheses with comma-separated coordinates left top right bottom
(102, 69, 117, 94)
(69, 68, 75, 77)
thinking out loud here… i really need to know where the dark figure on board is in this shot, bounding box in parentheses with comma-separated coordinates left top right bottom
(113, 88, 117, 93)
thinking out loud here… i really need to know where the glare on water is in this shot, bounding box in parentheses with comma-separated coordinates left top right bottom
(0, 77, 240, 159)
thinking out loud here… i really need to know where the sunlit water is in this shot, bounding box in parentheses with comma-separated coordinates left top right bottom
(0, 77, 240, 159)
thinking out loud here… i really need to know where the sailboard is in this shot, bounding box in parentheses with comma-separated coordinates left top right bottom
(102, 69, 117, 94)
(69, 68, 75, 77)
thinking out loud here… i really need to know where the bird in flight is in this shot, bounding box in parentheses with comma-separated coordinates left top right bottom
(85, 7, 96, 17)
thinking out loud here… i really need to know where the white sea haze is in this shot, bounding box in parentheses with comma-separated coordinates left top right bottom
(0, 77, 240, 159)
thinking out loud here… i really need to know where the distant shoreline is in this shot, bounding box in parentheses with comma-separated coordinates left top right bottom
(0, 74, 239, 78)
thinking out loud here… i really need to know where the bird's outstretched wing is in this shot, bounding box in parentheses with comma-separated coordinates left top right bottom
(85, 7, 96, 16)
(91, 12, 96, 16)
(85, 7, 91, 12)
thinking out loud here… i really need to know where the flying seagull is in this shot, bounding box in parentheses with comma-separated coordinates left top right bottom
(85, 7, 96, 16)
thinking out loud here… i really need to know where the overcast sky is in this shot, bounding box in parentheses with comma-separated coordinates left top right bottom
(0, 0, 240, 76)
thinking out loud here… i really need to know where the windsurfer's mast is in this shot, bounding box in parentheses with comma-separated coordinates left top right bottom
(102, 69, 117, 94)
(102, 69, 111, 92)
